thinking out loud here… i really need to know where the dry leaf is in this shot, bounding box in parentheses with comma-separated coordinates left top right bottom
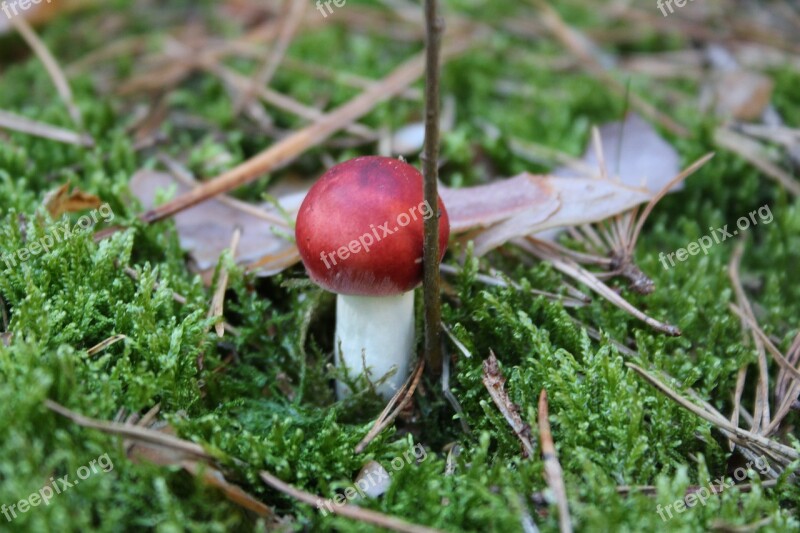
(440, 174, 560, 233)
(43, 183, 103, 218)
(704, 70, 774, 121)
(129, 170, 302, 278)
(553, 113, 682, 194)
(446, 175, 652, 256)
(701, 45, 774, 121)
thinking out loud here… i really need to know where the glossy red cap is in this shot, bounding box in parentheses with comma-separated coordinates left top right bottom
(295, 156, 450, 296)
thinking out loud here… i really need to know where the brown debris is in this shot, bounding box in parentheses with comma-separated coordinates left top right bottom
(481, 351, 535, 458)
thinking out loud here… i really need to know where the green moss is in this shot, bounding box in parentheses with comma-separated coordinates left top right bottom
(0, 0, 798, 531)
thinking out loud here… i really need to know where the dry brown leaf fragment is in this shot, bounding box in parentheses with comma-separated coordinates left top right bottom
(439, 174, 560, 234)
(43, 183, 103, 218)
(481, 351, 535, 458)
(553, 113, 682, 194)
(705, 70, 774, 120)
(465, 175, 652, 257)
(440, 172, 653, 257)
(701, 45, 774, 121)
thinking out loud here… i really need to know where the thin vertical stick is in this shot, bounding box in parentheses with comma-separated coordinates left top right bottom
(422, 0, 444, 374)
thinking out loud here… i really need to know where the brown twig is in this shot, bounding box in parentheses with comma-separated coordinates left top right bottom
(47, 401, 276, 520)
(45, 400, 211, 460)
(422, 0, 445, 375)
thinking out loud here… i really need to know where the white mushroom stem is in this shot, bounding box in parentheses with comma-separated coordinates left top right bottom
(335, 291, 415, 399)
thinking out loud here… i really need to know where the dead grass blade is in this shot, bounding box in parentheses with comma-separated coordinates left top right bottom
(728, 243, 771, 433)
(181, 460, 273, 518)
(715, 127, 800, 196)
(730, 366, 749, 451)
(208, 228, 241, 338)
(482, 351, 535, 458)
(439, 263, 589, 308)
(441, 345, 471, 434)
(207, 61, 375, 139)
(0, 110, 93, 147)
(626, 152, 715, 255)
(237, 0, 306, 112)
(158, 154, 291, 227)
(729, 305, 800, 385)
(626, 364, 799, 471)
(441, 321, 472, 359)
(9, 16, 87, 133)
(520, 238, 681, 336)
(282, 57, 422, 101)
(354, 359, 425, 454)
(244, 247, 301, 275)
(87, 334, 127, 356)
(776, 334, 800, 405)
(538, 389, 573, 533)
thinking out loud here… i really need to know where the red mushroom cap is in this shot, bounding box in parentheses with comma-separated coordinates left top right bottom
(295, 156, 450, 296)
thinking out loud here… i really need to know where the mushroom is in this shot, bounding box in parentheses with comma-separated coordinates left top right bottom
(295, 156, 450, 399)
